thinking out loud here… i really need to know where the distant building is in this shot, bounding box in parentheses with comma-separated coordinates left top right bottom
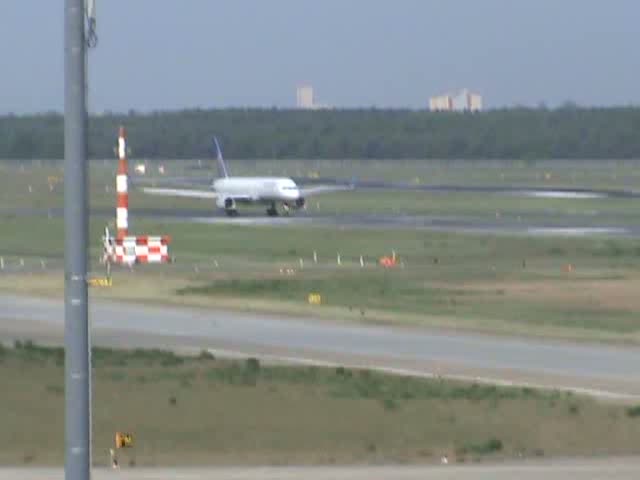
(296, 84, 331, 110)
(468, 92, 483, 111)
(296, 85, 315, 109)
(429, 89, 482, 112)
(429, 95, 453, 112)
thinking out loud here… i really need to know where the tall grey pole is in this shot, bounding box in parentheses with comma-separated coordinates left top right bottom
(64, 0, 91, 479)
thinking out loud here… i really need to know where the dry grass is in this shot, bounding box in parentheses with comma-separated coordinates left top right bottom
(2, 344, 640, 466)
(455, 276, 640, 312)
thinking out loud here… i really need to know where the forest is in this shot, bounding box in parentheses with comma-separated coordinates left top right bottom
(1, 106, 640, 160)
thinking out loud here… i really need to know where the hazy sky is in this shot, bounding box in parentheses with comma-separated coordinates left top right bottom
(2, 0, 639, 113)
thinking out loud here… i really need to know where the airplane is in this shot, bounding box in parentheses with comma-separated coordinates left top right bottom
(142, 137, 353, 217)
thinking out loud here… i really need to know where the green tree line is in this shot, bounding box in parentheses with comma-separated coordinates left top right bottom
(1, 107, 640, 160)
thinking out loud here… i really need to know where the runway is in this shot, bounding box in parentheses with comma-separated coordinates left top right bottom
(4, 206, 640, 238)
(3, 459, 640, 480)
(3, 294, 640, 400)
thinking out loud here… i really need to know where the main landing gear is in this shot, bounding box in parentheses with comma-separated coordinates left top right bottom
(266, 202, 279, 217)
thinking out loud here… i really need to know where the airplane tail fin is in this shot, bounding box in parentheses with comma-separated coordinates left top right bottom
(213, 137, 229, 178)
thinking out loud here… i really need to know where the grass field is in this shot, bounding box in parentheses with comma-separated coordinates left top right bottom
(2, 342, 640, 466)
(2, 160, 640, 343)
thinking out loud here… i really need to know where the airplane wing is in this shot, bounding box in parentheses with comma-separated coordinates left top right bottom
(131, 176, 213, 189)
(298, 184, 355, 197)
(141, 187, 218, 199)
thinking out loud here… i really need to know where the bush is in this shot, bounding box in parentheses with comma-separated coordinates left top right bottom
(459, 437, 503, 456)
(45, 384, 63, 395)
(485, 438, 503, 453)
(521, 387, 536, 397)
(626, 405, 640, 418)
(198, 350, 215, 361)
(548, 247, 567, 257)
(110, 371, 126, 382)
(382, 397, 398, 411)
(246, 357, 261, 372)
(160, 355, 185, 367)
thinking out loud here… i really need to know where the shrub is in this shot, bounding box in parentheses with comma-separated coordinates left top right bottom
(160, 355, 185, 367)
(110, 371, 126, 382)
(246, 357, 261, 372)
(382, 397, 398, 411)
(198, 350, 215, 361)
(334, 366, 353, 378)
(45, 384, 63, 395)
(626, 405, 640, 418)
(459, 437, 503, 456)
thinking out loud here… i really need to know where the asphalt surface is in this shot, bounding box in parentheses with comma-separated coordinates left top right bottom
(3, 460, 640, 480)
(3, 294, 640, 400)
(3, 206, 639, 237)
(4, 178, 640, 237)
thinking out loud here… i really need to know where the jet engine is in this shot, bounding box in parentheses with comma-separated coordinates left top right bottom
(217, 196, 237, 215)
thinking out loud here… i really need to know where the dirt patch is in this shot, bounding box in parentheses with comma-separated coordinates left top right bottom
(455, 276, 640, 312)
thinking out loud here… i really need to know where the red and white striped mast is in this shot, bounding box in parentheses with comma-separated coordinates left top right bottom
(116, 126, 129, 238)
(104, 126, 172, 267)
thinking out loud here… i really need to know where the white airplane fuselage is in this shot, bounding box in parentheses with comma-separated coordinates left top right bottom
(213, 176, 304, 215)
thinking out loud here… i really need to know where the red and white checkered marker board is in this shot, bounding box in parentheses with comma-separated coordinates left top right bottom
(113, 236, 171, 264)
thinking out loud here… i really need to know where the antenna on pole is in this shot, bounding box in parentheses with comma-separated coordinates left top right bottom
(85, 0, 98, 48)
